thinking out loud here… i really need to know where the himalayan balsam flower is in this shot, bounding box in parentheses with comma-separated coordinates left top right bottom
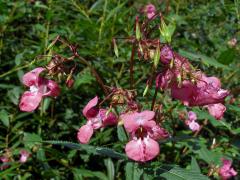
(185, 111, 200, 132)
(19, 150, 30, 163)
(77, 96, 117, 144)
(0, 156, 10, 170)
(207, 103, 226, 120)
(218, 158, 237, 180)
(144, 4, 156, 19)
(121, 111, 169, 162)
(19, 67, 60, 112)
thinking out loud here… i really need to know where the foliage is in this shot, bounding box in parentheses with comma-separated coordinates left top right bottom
(0, 0, 239, 179)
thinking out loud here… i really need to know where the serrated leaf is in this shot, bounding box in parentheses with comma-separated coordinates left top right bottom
(125, 162, 143, 180)
(190, 157, 201, 173)
(160, 166, 209, 180)
(72, 168, 108, 180)
(117, 125, 128, 142)
(0, 110, 9, 127)
(23, 133, 42, 149)
(104, 158, 115, 180)
(178, 49, 229, 69)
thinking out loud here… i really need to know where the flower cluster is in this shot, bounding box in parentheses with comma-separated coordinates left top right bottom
(218, 158, 237, 180)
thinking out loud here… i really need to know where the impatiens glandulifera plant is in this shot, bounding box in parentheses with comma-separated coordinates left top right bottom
(15, 3, 237, 179)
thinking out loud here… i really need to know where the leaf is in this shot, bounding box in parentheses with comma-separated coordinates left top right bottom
(104, 158, 115, 180)
(190, 157, 201, 173)
(0, 109, 9, 127)
(217, 48, 236, 65)
(23, 133, 42, 149)
(72, 168, 108, 180)
(117, 125, 128, 142)
(160, 166, 209, 180)
(125, 162, 143, 180)
(43, 140, 127, 159)
(178, 49, 229, 69)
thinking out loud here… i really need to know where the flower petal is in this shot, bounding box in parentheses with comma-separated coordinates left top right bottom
(188, 121, 200, 132)
(19, 91, 43, 112)
(100, 109, 118, 126)
(43, 79, 60, 97)
(22, 67, 45, 87)
(77, 123, 94, 144)
(125, 138, 160, 162)
(82, 96, 99, 118)
(207, 103, 226, 120)
(188, 111, 197, 121)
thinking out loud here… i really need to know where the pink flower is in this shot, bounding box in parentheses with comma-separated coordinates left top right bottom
(19, 67, 60, 112)
(77, 96, 118, 144)
(160, 45, 174, 64)
(185, 111, 200, 132)
(19, 150, 30, 163)
(121, 111, 168, 162)
(207, 103, 226, 120)
(219, 158, 237, 180)
(0, 156, 10, 170)
(156, 69, 173, 90)
(171, 73, 229, 107)
(144, 4, 156, 19)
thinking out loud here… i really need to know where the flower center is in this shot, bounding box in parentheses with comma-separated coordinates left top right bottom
(30, 85, 38, 93)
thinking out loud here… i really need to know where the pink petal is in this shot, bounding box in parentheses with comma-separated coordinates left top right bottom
(100, 109, 118, 126)
(43, 79, 60, 97)
(188, 111, 197, 121)
(19, 150, 30, 163)
(207, 103, 226, 120)
(160, 45, 174, 64)
(149, 124, 169, 140)
(82, 96, 99, 118)
(188, 121, 200, 132)
(22, 67, 45, 87)
(77, 122, 94, 144)
(219, 158, 238, 180)
(125, 137, 160, 162)
(19, 91, 43, 112)
(145, 4, 156, 19)
(122, 111, 155, 133)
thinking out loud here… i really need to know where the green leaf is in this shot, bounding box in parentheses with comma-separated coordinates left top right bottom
(217, 48, 236, 65)
(104, 158, 115, 180)
(136, 22, 141, 40)
(0, 109, 9, 127)
(154, 44, 160, 68)
(117, 125, 128, 142)
(72, 168, 108, 180)
(125, 162, 143, 180)
(190, 157, 201, 173)
(160, 166, 209, 180)
(23, 133, 42, 149)
(178, 49, 229, 69)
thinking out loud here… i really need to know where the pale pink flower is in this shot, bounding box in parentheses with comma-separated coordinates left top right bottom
(121, 111, 168, 162)
(207, 103, 226, 120)
(77, 96, 117, 144)
(19, 150, 30, 163)
(219, 158, 237, 180)
(19, 67, 60, 112)
(145, 4, 156, 19)
(185, 111, 200, 132)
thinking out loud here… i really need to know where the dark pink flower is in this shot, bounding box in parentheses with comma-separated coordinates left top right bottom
(0, 156, 10, 170)
(121, 111, 168, 162)
(78, 97, 118, 144)
(171, 73, 229, 107)
(19, 150, 30, 163)
(156, 69, 173, 90)
(144, 4, 156, 19)
(160, 45, 174, 64)
(219, 158, 237, 180)
(207, 103, 226, 120)
(185, 111, 200, 132)
(19, 67, 60, 112)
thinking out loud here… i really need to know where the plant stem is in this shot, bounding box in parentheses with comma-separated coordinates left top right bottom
(151, 87, 158, 110)
(130, 44, 135, 89)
